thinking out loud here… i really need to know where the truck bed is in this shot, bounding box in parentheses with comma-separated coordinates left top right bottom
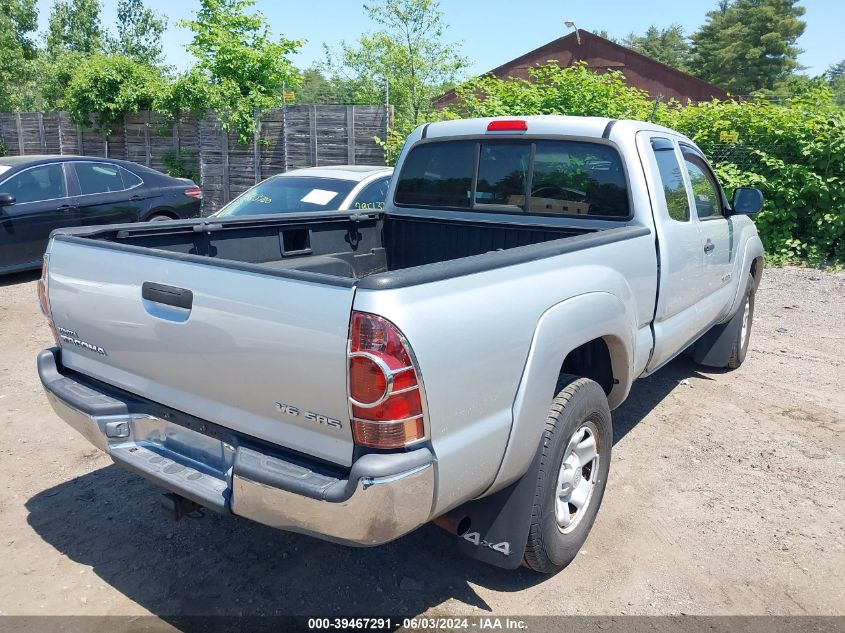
(55, 211, 606, 283)
(46, 211, 648, 466)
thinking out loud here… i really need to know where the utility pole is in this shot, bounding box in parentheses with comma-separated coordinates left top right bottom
(385, 77, 390, 142)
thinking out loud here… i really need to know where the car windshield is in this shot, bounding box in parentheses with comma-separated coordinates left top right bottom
(215, 177, 357, 217)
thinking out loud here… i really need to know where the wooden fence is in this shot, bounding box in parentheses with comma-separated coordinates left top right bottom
(0, 105, 391, 212)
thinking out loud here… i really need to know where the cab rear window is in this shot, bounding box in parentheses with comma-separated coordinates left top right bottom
(394, 139, 630, 219)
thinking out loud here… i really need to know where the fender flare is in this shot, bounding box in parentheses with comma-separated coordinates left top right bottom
(725, 233, 764, 320)
(486, 291, 636, 494)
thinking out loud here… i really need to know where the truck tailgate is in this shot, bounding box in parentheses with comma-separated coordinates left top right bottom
(46, 238, 356, 466)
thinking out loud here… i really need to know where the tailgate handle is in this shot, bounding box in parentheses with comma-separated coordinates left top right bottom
(142, 282, 193, 310)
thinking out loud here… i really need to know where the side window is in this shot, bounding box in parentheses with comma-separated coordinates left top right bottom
(351, 177, 390, 210)
(120, 167, 143, 189)
(0, 164, 67, 204)
(75, 162, 126, 195)
(681, 147, 723, 219)
(651, 138, 689, 222)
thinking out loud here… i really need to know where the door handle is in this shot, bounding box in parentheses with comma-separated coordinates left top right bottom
(57, 203, 74, 211)
(142, 282, 193, 310)
(704, 239, 715, 254)
(130, 195, 144, 201)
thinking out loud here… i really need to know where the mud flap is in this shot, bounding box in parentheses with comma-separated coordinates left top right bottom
(691, 279, 750, 367)
(442, 443, 544, 570)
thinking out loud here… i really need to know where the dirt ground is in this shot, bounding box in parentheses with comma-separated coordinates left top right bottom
(0, 266, 842, 621)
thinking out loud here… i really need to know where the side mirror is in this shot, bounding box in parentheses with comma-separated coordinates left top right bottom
(731, 187, 763, 215)
(0, 193, 15, 207)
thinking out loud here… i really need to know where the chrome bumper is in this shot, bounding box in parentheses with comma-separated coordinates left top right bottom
(39, 349, 435, 546)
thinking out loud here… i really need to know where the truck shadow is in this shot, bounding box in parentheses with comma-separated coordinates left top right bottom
(0, 269, 40, 287)
(25, 357, 711, 624)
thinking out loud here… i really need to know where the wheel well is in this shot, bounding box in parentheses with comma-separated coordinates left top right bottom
(146, 208, 176, 219)
(559, 338, 614, 395)
(750, 256, 763, 289)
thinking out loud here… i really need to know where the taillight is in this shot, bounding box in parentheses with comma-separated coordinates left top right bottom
(348, 312, 426, 449)
(184, 187, 203, 198)
(37, 256, 58, 344)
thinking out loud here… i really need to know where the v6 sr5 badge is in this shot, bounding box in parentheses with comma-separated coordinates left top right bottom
(275, 401, 343, 430)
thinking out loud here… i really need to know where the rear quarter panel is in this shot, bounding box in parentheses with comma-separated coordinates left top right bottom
(144, 186, 202, 219)
(353, 232, 656, 515)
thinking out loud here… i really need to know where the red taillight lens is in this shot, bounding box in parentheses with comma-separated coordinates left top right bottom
(349, 355, 388, 405)
(486, 119, 528, 132)
(352, 388, 422, 421)
(348, 312, 426, 449)
(184, 187, 203, 198)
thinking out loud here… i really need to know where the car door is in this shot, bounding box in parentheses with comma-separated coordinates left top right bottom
(637, 133, 715, 372)
(0, 163, 78, 270)
(71, 161, 146, 226)
(347, 176, 391, 211)
(679, 144, 734, 323)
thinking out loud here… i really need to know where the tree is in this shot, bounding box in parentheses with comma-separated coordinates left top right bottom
(623, 24, 691, 71)
(296, 67, 359, 104)
(827, 60, 845, 106)
(0, 0, 38, 110)
(179, 0, 302, 142)
(689, 0, 806, 95)
(832, 78, 845, 106)
(826, 60, 845, 82)
(154, 66, 213, 120)
(328, 0, 468, 135)
(46, 0, 103, 56)
(108, 0, 167, 66)
(593, 30, 618, 43)
(63, 53, 164, 132)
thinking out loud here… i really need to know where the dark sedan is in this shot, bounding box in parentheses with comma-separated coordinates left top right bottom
(0, 155, 202, 274)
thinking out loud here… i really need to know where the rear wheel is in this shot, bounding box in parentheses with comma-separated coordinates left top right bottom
(523, 374, 612, 574)
(147, 213, 173, 222)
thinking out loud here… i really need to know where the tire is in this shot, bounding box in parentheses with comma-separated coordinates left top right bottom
(522, 374, 612, 574)
(726, 279, 755, 369)
(147, 213, 172, 222)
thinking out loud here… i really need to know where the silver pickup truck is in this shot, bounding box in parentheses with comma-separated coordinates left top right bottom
(37, 116, 764, 573)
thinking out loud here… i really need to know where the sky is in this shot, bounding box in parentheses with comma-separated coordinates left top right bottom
(34, 0, 844, 78)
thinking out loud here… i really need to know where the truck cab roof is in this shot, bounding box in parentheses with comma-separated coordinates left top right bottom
(419, 115, 684, 142)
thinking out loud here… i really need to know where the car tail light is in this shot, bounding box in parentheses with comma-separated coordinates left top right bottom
(184, 187, 203, 198)
(348, 311, 426, 449)
(486, 119, 528, 132)
(37, 256, 58, 344)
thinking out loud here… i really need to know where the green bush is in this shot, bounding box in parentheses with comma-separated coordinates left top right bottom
(437, 62, 845, 267)
(64, 53, 165, 134)
(161, 149, 198, 182)
(659, 91, 845, 266)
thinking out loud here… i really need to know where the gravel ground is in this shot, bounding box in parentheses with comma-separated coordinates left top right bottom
(0, 266, 843, 620)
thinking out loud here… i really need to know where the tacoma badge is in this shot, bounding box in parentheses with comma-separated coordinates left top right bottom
(56, 327, 108, 356)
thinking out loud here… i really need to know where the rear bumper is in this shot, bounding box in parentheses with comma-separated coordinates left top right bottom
(38, 348, 435, 546)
